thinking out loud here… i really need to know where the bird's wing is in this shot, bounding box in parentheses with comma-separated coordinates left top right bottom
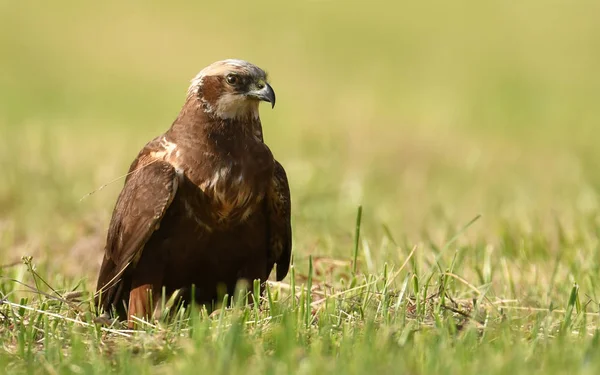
(96, 156, 179, 297)
(267, 160, 292, 281)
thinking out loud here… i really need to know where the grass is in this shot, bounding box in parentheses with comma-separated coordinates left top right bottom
(2, 0, 600, 373)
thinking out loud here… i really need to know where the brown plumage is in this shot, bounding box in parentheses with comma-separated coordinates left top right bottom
(94, 59, 291, 325)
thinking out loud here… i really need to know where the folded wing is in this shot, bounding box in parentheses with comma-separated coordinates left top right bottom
(267, 160, 292, 281)
(95, 157, 179, 314)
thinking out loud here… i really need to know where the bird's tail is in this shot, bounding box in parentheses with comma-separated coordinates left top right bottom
(94, 257, 131, 320)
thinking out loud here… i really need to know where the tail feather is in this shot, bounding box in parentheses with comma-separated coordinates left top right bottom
(95, 256, 130, 319)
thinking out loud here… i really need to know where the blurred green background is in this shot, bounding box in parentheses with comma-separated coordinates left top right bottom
(1, 0, 599, 291)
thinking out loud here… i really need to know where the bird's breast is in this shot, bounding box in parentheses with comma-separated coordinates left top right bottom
(198, 160, 270, 223)
(155, 134, 274, 224)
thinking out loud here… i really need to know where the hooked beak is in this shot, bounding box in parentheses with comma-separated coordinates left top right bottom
(247, 82, 276, 108)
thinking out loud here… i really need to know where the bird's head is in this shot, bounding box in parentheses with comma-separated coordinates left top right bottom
(188, 59, 275, 120)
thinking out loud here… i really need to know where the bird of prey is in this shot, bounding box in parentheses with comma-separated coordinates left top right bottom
(94, 59, 291, 325)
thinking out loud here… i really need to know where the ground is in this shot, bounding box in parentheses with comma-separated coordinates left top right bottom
(1, 1, 600, 374)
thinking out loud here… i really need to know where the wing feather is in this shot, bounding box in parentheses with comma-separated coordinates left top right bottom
(95, 157, 178, 307)
(267, 160, 292, 281)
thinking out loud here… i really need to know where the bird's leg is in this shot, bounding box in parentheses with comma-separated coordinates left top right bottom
(126, 244, 166, 329)
(127, 284, 159, 329)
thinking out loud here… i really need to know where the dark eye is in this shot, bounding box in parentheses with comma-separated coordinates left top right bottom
(226, 74, 238, 85)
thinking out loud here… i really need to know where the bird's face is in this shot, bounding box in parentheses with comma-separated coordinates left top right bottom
(189, 59, 276, 120)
